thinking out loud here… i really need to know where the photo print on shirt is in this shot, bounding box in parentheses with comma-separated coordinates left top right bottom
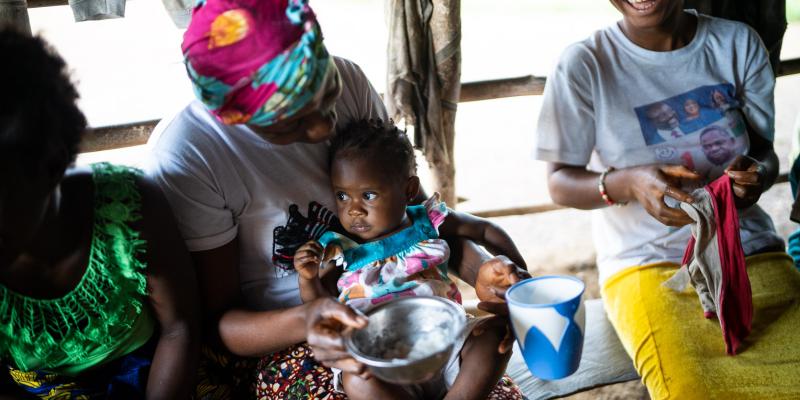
(633, 83, 749, 182)
(272, 201, 342, 277)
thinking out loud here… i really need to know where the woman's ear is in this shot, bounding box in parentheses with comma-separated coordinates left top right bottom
(405, 176, 421, 202)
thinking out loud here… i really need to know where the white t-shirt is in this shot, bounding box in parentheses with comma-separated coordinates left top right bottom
(535, 11, 784, 284)
(146, 57, 387, 310)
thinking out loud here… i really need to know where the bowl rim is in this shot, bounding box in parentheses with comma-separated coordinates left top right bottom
(506, 275, 585, 309)
(344, 296, 466, 368)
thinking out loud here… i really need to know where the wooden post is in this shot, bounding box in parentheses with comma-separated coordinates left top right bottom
(0, 0, 31, 35)
(428, 0, 460, 207)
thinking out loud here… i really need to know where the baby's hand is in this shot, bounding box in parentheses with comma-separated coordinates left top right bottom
(294, 241, 324, 280)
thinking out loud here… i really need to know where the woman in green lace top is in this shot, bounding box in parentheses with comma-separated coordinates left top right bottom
(0, 29, 200, 399)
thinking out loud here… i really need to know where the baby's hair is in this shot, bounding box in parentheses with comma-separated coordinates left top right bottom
(330, 119, 416, 179)
(0, 28, 86, 185)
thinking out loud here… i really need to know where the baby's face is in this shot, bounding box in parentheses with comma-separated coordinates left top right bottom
(331, 156, 410, 242)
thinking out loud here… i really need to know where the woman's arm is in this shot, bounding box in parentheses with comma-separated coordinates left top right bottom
(725, 23, 778, 208)
(191, 240, 313, 357)
(138, 177, 201, 400)
(218, 303, 313, 356)
(547, 162, 701, 227)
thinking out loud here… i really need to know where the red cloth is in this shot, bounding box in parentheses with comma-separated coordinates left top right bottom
(681, 175, 752, 355)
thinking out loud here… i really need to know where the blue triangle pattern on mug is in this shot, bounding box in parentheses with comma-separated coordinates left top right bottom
(519, 299, 584, 380)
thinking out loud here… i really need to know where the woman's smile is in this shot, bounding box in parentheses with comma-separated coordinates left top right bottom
(626, 0, 657, 12)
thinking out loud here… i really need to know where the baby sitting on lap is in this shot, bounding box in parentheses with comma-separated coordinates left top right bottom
(294, 119, 527, 400)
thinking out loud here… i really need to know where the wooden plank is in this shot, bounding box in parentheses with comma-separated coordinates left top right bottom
(458, 57, 800, 103)
(471, 203, 564, 218)
(459, 75, 545, 102)
(79, 57, 800, 152)
(779, 58, 800, 77)
(26, 0, 67, 8)
(80, 120, 158, 153)
(470, 174, 789, 218)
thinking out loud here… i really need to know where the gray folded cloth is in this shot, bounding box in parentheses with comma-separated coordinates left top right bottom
(663, 187, 720, 317)
(663, 176, 753, 355)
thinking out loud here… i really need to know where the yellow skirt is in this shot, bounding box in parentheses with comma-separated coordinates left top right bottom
(602, 252, 800, 400)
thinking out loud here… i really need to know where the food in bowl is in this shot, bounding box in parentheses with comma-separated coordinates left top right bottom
(345, 296, 467, 384)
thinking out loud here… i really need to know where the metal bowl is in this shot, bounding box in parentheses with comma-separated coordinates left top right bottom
(345, 296, 467, 385)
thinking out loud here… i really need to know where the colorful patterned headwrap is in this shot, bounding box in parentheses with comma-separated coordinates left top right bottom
(182, 0, 332, 126)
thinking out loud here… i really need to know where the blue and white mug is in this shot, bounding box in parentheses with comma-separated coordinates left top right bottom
(506, 275, 586, 380)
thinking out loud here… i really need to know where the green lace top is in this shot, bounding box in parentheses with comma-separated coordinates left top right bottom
(0, 163, 155, 376)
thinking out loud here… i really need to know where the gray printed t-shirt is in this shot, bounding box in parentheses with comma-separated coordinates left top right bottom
(535, 11, 783, 284)
(146, 57, 387, 310)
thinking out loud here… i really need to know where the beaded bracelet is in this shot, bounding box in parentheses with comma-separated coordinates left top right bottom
(598, 167, 627, 207)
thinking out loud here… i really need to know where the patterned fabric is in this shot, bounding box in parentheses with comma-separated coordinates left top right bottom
(252, 343, 523, 400)
(317, 194, 461, 312)
(182, 0, 333, 126)
(488, 375, 525, 400)
(5, 337, 156, 399)
(0, 162, 154, 376)
(255, 343, 346, 400)
(193, 345, 258, 399)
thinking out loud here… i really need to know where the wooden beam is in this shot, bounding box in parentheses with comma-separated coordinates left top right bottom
(80, 120, 158, 153)
(26, 0, 67, 8)
(469, 174, 790, 219)
(779, 58, 800, 77)
(78, 57, 800, 152)
(471, 203, 564, 218)
(459, 75, 545, 102)
(458, 57, 800, 103)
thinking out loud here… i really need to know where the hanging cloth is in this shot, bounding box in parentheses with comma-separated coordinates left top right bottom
(0, 0, 31, 34)
(385, 0, 460, 203)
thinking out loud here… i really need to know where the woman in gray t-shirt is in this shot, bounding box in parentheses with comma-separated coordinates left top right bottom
(536, 1, 800, 398)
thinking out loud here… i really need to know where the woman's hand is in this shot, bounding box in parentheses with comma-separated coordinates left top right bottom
(305, 298, 369, 376)
(725, 155, 766, 209)
(474, 302, 517, 354)
(474, 256, 531, 354)
(294, 241, 323, 280)
(623, 164, 701, 227)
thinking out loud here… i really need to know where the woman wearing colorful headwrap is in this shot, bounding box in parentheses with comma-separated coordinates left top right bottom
(147, 0, 526, 398)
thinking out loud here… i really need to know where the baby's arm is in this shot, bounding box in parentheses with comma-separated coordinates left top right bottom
(439, 211, 528, 270)
(294, 241, 334, 303)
